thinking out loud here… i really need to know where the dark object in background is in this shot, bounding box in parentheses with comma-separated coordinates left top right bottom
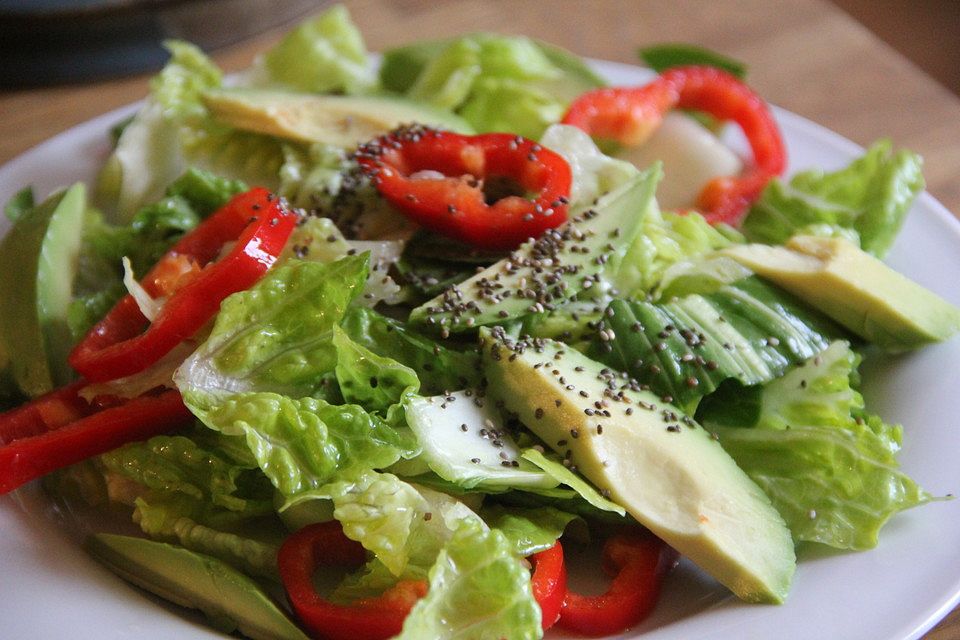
(0, 0, 320, 88)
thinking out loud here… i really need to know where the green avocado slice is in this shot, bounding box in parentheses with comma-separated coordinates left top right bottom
(0, 183, 85, 397)
(86, 534, 308, 640)
(722, 235, 960, 351)
(481, 328, 796, 603)
(409, 166, 660, 332)
(202, 89, 474, 148)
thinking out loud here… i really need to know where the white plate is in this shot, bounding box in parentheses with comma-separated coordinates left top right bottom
(1, 60, 959, 640)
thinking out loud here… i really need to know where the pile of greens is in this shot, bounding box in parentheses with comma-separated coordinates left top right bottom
(1, 5, 952, 639)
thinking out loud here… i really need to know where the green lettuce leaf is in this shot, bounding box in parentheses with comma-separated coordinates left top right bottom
(392, 33, 603, 140)
(332, 326, 420, 413)
(4, 186, 34, 223)
(742, 140, 924, 258)
(175, 256, 368, 400)
(134, 494, 283, 581)
(459, 77, 565, 140)
(614, 206, 744, 299)
(706, 341, 933, 549)
(395, 520, 542, 640)
(100, 435, 272, 515)
(261, 4, 375, 95)
(538, 124, 639, 212)
(639, 43, 746, 77)
(314, 471, 482, 578)
(182, 392, 415, 498)
(98, 42, 284, 219)
(521, 448, 625, 515)
(341, 307, 482, 395)
(480, 505, 579, 556)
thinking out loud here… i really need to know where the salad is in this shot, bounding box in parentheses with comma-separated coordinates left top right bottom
(1, 5, 959, 639)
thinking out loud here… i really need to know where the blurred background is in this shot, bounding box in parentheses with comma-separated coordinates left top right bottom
(831, 0, 959, 95)
(0, 0, 957, 94)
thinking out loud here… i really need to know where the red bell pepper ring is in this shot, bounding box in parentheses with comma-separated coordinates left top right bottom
(278, 521, 428, 640)
(69, 188, 296, 383)
(529, 540, 567, 631)
(356, 126, 572, 251)
(0, 389, 192, 494)
(557, 532, 677, 637)
(562, 65, 786, 225)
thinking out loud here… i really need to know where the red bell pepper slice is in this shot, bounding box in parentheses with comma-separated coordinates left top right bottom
(69, 188, 296, 383)
(278, 521, 428, 640)
(356, 127, 572, 251)
(530, 540, 567, 631)
(562, 65, 786, 225)
(0, 380, 91, 446)
(557, 532, 677, 637)
(0, 389, 192, 494)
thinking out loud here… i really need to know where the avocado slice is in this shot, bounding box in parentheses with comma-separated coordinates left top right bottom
(202, 89, 474, 148)
(409, 166, 661, 331)
(86, 534, 308, 640)
(721, 235, 960, 351)
(481, 328, 796, 603)
(0, 184, 85, 397)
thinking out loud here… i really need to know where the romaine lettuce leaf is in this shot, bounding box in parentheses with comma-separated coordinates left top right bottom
(100, 434, 272, 515)
(742, 140, 924, 258)
(134, 495, 282, 581)
(706, 341, 933, 549)
(480, 504, 579, 556)
(395, 520, 542, 640)
(405, 391, 558, 490)
(341, 307, 482, 395)
(538, 124, 639, 212)
(182, 391, 416, 497)
(315, 471, 482, 578)
(175, 256, 368, 400)
(521, 448, 625, 515)
(260, 4, 376, 95)
(98, 42, 284, 219)
(332, 327, 420, 413)
(614, 206, 743, 299)
(459, 77, 565, 140)
(390, 33, 603, 140)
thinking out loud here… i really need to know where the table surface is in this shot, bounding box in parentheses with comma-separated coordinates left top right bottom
(1, 0, 958, 637)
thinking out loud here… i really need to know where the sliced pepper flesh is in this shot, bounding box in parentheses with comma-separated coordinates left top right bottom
(558, 531, 677, 637)
(278, 521, 427, 640)
(530, 540, 567, 631)
(0, 389, 192, 494)
(69, 187, 296, 383)
(562, 65, 786, 225)
(356, 126, 572, 250)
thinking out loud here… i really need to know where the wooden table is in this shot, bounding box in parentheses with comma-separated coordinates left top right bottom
(0, 0, 958, 637)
